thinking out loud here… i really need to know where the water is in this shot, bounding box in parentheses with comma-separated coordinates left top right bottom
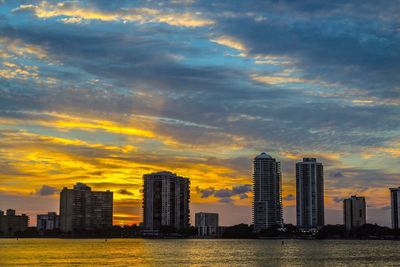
(0, 239, 399, 266)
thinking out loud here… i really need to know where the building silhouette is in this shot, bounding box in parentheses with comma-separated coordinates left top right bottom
(0, 209, 29, 237)
(296, 158, 324, 229)
(60, 183, 113, 232)
(195, 212, 218, 237)
(343, 196, 366, 232)
(143, 171, 190, 233)
(390, 187, 400, 230)
(37, 212, 60, 231)
(253, 152, 283, 232)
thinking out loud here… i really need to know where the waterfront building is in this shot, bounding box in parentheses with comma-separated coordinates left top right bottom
(143, 171, 190, 233)
(296, 158, 324, 229)
(60, 183, 113, 232)
(195, 212, 219, 237)
(343, 196, 366, 232)
(390, 187, 400, 230)
(37, 212, 60, 231)
(0, 209, 29, 237)
(253, 152, 283, 232)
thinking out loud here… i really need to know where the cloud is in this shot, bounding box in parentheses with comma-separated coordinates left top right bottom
(232, 184, 252, 194)
(214, 189, 233, 198)
(196, 186, 215, 198)
(117, 189, 134, 196)
(215, 5, 400, 99)
(219, 197, 233, 204)
(13, 2, 214, 27)
(330, 172, 345, 178)
(36, 185, 58, 196)
(211, 35, 246, 51)
(196, 184, 252, 203)
(0, 36, 49, 60)
(283, 194, 295, 201)
(1, 0, 399, 227)
(239, 193, 248, 199)
(58, 17, 84, 24)
(333, 197, 344, 203)
(251, 75, 306, 85)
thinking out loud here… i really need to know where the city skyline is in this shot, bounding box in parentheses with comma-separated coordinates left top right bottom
(0, 1, 399, 228)
(1, 152, 399, 229)
(0, 153, 398, 227)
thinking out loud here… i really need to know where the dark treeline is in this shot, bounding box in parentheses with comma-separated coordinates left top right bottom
(3, 223, 399, 239)
(220, 224, 399, 239)
(317, 224, 399, 239)
(3, 225, 142, 238)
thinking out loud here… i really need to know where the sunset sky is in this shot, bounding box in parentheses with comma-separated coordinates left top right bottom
(0, 0, 399, 227)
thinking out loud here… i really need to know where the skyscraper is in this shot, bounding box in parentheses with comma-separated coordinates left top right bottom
(253, 152, 283, 232)
(143, 171, 190, 233)
(60, 183, 113, 232)
(390, 187, 400, 230)
(343, 196, 366, 232)
(296, 158, 324, 229)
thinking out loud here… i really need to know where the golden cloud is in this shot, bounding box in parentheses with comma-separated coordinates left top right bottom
(251, 74, 306, 85)
(14, 2, 214, 27)
(0, 61, 39, 80)
(0, 36, 48, 60)
(211, 35, 247, 51)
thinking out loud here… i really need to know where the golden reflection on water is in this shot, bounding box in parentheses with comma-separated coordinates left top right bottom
(1, 239, 400, 266)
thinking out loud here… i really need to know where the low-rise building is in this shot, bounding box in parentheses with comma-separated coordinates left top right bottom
(0, 209, 29, 237)
(344, 196, 366, 232)
(37, 212, 60, 231)
(195, 212, 219, 237)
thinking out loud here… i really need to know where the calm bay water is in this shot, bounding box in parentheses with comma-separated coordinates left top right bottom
(0, 238, 399, 266)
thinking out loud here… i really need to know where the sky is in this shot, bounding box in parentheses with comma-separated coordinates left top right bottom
(0, 0, 399, 227)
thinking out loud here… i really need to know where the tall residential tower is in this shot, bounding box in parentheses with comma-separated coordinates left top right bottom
(143, 171, 190, 233)
(253, 152, 283, 232)
(296, 158, 324, 229)
(390, 187, 400, 230)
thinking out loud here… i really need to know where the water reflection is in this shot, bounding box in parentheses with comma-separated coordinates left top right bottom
(1, 239, 399, 266)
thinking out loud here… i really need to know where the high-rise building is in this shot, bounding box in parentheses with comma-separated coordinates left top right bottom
(37, 212, 60, 231)
(296, 158, 324, 229)
(390, 187, 400, 230)
(343, 196, 366, 232)
(143, 171, 190, 233)
(253, 152, 283, 232)
(195, 212, 219, 237)
(0, 209, 29, 237)
(60, 183, 113, 232)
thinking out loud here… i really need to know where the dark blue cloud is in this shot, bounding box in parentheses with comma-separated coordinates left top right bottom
(36, 185, 58, 196)
(196, 185, 252, 201)
(211, 2, 400, 98)
(283, 194, 295, 201)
